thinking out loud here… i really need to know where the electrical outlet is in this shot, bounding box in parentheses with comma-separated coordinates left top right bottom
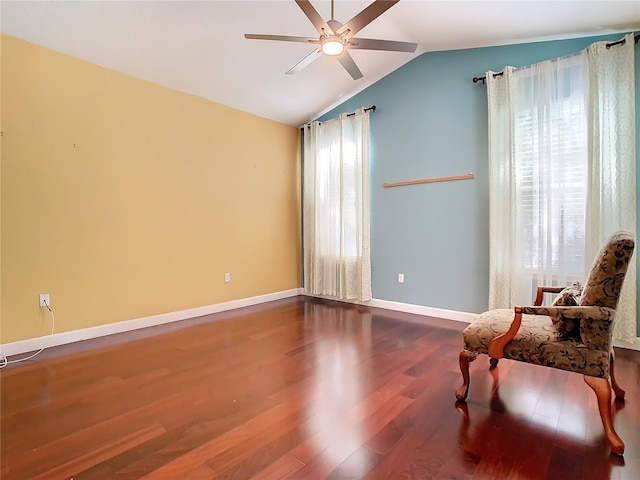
(224, 273, 231, 283)
(398, 274, 404, 283)
(39, 294, 50, 307)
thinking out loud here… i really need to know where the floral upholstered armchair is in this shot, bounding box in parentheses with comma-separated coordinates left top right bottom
(455, 231, 635, 455)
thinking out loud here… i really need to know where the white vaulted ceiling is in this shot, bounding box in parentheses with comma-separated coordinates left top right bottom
(2, 1, 639, 126)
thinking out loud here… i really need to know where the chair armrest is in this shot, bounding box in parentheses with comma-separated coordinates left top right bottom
(520, 305, 616, 349)
(486, 305, 616, 359)
(487, 307, 523, 359)
(534, 286, 566, 305)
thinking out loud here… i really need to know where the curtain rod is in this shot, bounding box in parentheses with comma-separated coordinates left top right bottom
(606, 34, 640, 49)
(301, 105, 376, 129)
(471, 34, 639, 84)
(347, 105, 376, 116)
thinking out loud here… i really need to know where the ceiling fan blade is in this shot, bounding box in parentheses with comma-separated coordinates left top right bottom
(337, 51, 363, 80)
(286, 49, 322, 75)
(295, 0, 333, 35)
(337, 0, 400, 38)
(245, 34, 319, 44)
(348, 37, 417, 52)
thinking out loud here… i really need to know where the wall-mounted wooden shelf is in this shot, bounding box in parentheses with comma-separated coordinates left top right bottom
(383, 173, 474, 188)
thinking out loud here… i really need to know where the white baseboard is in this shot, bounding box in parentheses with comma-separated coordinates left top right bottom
(3, 288, 637, 357)
(302, 293, 478, 323)
(366, 297, 478, 323)
(0, 288, 303, 357)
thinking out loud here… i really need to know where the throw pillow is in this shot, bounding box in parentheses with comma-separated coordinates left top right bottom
(551, 281, 582, 340)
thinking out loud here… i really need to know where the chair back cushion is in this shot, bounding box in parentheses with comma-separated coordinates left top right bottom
(580, 231, 635, 308)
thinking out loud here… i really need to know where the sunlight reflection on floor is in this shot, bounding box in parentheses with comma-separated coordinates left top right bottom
(303, 302, 373, 474)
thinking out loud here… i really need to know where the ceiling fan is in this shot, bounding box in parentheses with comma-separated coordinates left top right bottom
(245, 0, 417, 80)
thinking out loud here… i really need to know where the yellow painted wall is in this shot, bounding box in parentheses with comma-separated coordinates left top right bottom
(0, 35, 301, 344)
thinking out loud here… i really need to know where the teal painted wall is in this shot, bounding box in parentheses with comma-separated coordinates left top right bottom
(317, 33, 640, 334)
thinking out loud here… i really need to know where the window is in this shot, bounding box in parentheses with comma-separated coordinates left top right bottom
(315, 140, 359, 257)
(302, 109, 371, 301)
(516, 88, 587, 278)
(488, 34, 636, 339)
(488, 54, 591, 307)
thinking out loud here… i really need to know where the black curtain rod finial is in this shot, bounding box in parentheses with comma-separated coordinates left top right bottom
(472, 72, 502, 84)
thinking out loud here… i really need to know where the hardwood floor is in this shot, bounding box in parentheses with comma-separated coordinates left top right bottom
(1, 296, 638, 479)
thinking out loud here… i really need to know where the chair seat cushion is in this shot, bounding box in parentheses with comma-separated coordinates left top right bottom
(462, 309, 609, 378)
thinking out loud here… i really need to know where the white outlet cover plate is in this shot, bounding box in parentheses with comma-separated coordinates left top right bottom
(39, 294, 50, 307)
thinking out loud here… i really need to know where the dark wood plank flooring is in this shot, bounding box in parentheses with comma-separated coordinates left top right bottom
(1, 296, 638, 479)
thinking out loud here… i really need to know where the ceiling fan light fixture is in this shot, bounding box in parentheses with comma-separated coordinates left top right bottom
(321, 37, 344, 56)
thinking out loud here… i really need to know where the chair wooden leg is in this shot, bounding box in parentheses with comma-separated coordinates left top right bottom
(610, 350, 625, 400)
(583, 375, 625, 455)
(455, 350, 478, 402)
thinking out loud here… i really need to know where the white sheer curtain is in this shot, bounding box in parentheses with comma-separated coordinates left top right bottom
(487, 34, 636, 341)
(585, 33, 636, 342)
(488, 52, 589, 308)
(303, 108, 371, 301)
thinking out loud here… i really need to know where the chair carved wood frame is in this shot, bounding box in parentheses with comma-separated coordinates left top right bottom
(455, 231, 635, 456)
